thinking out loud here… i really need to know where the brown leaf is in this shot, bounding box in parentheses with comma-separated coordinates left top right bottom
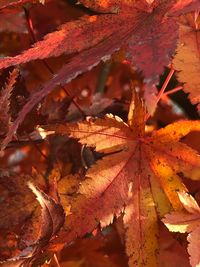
(28, 182, 65, 244)
(0, 181, 65, 266)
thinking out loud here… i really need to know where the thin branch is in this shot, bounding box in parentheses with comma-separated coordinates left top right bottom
(156, 68, 175, 106)
(163, 86, 183, 96)
(25, 132, 48, 161)
(23, 6, 86, 117)
(53, 254, 61, 267)
(145, 67, 175, 121)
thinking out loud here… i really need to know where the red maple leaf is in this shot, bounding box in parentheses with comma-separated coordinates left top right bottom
(0, 0, 198, 149)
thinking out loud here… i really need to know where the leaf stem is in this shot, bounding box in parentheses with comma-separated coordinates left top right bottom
(53, 254, 61, 267)
(156, 68, 175, 106)
(25, 132, 48, 161)
(163, 86, 183, 96)
(145, 67, 175, 121)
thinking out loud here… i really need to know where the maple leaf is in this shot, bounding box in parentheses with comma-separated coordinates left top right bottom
(0, 172, 39, 231)
(0, 69, 19, 136)
(0, 13, 131, 68)
(0, 0, 177, 83)
(163, 191, 200, 267)
(0, 182, 65, 267)
(173, 15, 200, 112)
(1, 0, 199, 149)
(27, 182, 65, 244)
(43, 92, 200, 267)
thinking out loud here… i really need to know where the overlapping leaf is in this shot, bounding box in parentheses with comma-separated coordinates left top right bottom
(163, 191, 200, 267)
(0, 14, 128, 67)
(1, 0, 199, 148)
(0, 0, 177, 78)
(43, 92, 200, 267)
(1, 1, 200, 266)
(173, 17, 200, 112)
(0, 182, 65, 266)
(0, 172, 38, 231)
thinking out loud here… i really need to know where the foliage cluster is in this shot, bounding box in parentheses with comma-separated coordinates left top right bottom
(0, 0, 200, 266)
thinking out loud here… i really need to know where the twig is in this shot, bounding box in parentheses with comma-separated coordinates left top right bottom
(53, 254, 61, 267)
(163, 86, 183, 96)
(155, 68, 175, 106)
(23, 6, 86, 117)
(25, 132, 48, 161)
(145, 67, 175, 121)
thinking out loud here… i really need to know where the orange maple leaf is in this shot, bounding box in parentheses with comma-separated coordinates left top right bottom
(163, 191, 200, 267)
(173, 14, 200, 112)
(43, 91, 200, 266)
